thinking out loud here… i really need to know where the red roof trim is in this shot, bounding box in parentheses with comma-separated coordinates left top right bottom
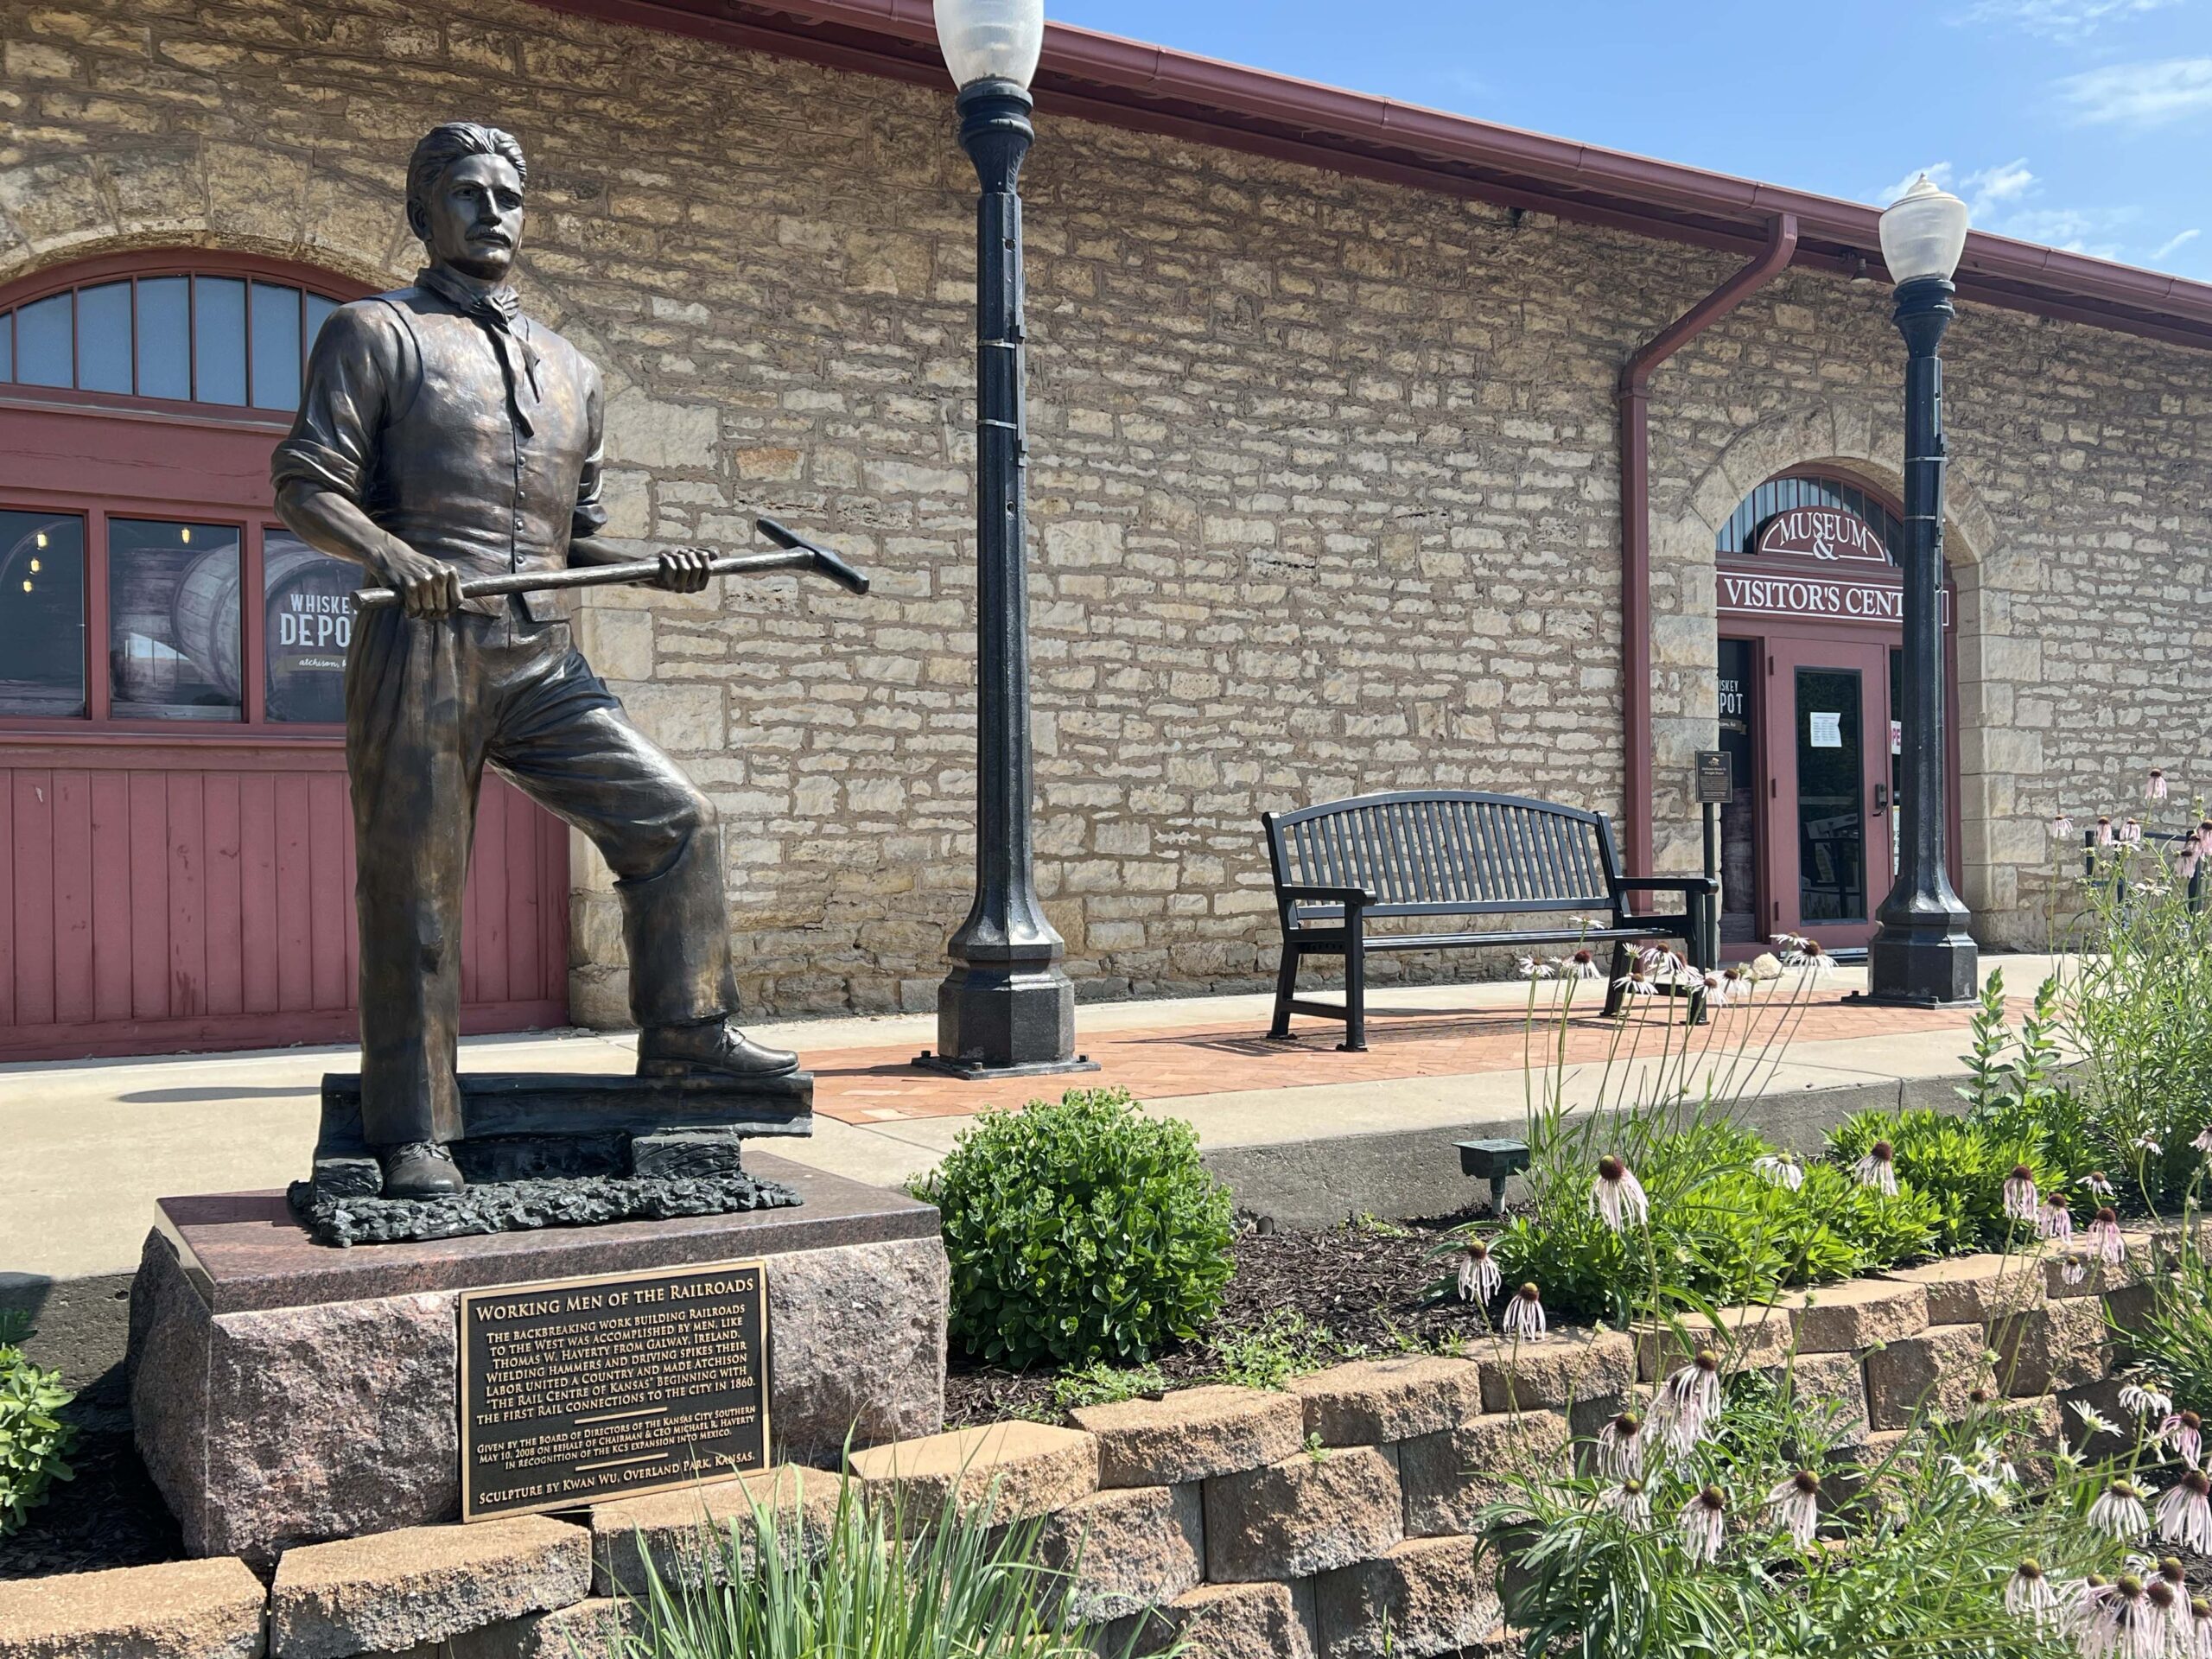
(537, 0, 2212, 347)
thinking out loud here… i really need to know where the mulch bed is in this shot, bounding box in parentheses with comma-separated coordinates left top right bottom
(0, 1369, 185, 1581)
(945, 1211, 1498, 1428)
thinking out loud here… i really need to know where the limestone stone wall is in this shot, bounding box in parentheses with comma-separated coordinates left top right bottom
(3, 0, 2205, 1014)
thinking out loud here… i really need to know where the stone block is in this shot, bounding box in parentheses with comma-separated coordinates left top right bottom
(1476, 1330, 1636, 1414)
(1862, 1323, 1992, 1430)
(1204, 1446, 1403, 1582)
(590, 1465, 846, 1595)
(1314, 1535, 1500, 1659)
(1071, 1385, 1302, 1485)
(269, 1516, 590, 1659)
(1287, 1357, 1485, 1446)
(1039, 1484, 1205, 1624)
(847, 1422, 1097, 1529)
(1882, 1254, 2043, 1325)
(1992, 1297, 2108, 1396)
(1150, 1581, 1316, 1659)
(1634, 1305, 1792, 1379)
(1783, 1351, 1868, 1445)
(1785, 1280, 1930, 1354)
(0, 1557, 266, 1659)
(391, 1599, 626, 1659)
(1398, 1408, 1567, 1537)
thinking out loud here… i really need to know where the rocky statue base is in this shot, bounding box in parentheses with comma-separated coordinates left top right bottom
(130, 1158, 950, 1564)
(291, 1070, 813, 1245)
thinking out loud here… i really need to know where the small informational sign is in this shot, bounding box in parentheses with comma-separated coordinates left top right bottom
(458, 1260, 769, 1522)
(1694, 749, 1733, 804)
(1808, 711, 1843, 749)
(1891, 719, 1903, 756)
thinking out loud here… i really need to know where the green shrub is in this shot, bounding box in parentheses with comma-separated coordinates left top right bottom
(1827, 1109, 2059, 1254)
(915, 1088, 1234, 1370)
(0, 1313, 75, 1536)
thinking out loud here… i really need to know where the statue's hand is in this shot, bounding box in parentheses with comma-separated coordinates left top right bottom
(372, 542, 463, 620)
(653, 547, 714, 594)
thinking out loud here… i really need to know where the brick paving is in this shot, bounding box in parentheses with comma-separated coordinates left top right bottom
(807, 990, 1999, 1126)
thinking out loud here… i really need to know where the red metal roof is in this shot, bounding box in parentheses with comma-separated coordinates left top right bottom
(553, 0, 2212, 350)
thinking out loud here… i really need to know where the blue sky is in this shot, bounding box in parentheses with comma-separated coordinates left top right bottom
(1050, 1, 2212, 281)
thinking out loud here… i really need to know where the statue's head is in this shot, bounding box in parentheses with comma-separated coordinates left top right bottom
(406, 122, 529, 284)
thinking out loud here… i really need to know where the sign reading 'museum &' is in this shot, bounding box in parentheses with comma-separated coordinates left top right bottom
(458, 1260, 770, 1521)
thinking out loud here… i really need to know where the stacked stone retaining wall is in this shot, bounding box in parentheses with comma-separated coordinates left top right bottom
(3, 1246, 2171, 1659)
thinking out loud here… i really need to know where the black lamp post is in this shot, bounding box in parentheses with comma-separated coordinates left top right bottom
(918, 0, 1095, 1078)
(1866, 175, 1978, 1006)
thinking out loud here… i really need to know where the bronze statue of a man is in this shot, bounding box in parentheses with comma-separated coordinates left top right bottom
(274, 122, 793, 1200)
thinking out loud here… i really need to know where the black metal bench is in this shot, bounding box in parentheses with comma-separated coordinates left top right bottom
(1262, 790, 1718, 1050)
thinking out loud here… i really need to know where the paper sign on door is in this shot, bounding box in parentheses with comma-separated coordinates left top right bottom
(1808, 711, 1843, 749)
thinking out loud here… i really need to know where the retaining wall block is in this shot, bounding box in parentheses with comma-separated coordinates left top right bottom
(1313, 1534, 1500, 1659)
(847, 1422, 1098, 1531)
(1779, 1351, 1868, 1445)
(1991, 1297, 2108, 1397)
(1133, 1580, 1318, 1659)
(1633, 1306, 1793, 1381)
(1785, 1280, 1930, 1354)
(1475, 1330, 1636, 1414)
(1398, 1408, 1569, 1538)
(1861, 1323, 1993, 1430)
(1203, 1446, 1403, 1583)
(1882, 1254, 2043, 1325)
(0, 1557, 267, 1659)
(1039, 1484, 1205, 1624)
(1288, 1357, 1484, 1446)
(589, 1465, 846, 1596)
(1071, 1385, 1302, 1486)
(269, 1516, 590, 1659)
(389, 1599, 626, 1659)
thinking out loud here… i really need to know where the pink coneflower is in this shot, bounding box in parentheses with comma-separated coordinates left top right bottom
(1764, 1470, 1821, 1547)
(2097, 816, 2117, 848)
(1678, 1485, 1727, 1564)
(1516, 954, 1556, 981)
(1700, 968, 1732, 1005)
(1563, 947, 1604, 982)
(1722, 964, 1756, 1002)
(2078, 1574, 2163, 1658)
(2147, 769, 2170, 803)
(2087, 1171, 2116, 1198)
(2189, 1598, 2212, 1659)
(2089, 1478, 2153, 1541)
(2121, 817, 2145, 846)
(1753, 1153, 1804, 1192)
(2197, 819, 2212, 857)
(1613, 966, 1656, 997)
(1598, 1476, 1650, 1525)
(2089, 1207, 2127, 1266)
(1776, 934, 1837, 971)
(2003, 1163, 2038, 1222)
(1654, 1349, 1725, 1453)
(1502, 1281, 1546, 1339)
(1596, 1410, 1644, 1478)
(2062, 1254, 2091, 1287)
(1854, 1141, 1899, 1196)
(2183, 849, 2202, 882)
(2159, 1408, 2203, 1468)
(2194, 1127, 2212, 1157)
(2157, 1470, 2212, 1553)
(1456, 1239, 1502, 1305)
(2134, 1134, 2164, 1156)
(2121, 1381, 2176, 1422)
(2005, 1559, 2060, 1623)
(1591, 1155, 1649, 1231)
(2051, 813, 2075, 841)
(2038, 1192, 2074, 1243)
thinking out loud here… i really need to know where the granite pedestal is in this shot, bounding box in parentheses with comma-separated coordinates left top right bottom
(126, 1155, 948, 1564)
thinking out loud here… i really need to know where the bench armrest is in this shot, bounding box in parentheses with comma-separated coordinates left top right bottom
(1278, 882, 1376, 906)
(1615, 874, 1720, 895)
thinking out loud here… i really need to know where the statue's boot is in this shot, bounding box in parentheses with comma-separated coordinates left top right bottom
(379, 1141, 467, 1198)
(637, 1018, 799, 1081)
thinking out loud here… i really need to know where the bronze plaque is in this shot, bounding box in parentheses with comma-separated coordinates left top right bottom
(458, 1260, 770, 1521)
(1694, 749, 1733, 805)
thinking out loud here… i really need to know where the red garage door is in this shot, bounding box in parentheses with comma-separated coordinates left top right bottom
(0, 252, 569, 1062)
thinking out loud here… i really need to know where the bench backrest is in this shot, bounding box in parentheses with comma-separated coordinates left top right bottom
(1262, 790, 1624, 921)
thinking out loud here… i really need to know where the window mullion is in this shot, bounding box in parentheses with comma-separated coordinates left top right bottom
(85, 505, 111, 721)
(242, 521, 268, 725)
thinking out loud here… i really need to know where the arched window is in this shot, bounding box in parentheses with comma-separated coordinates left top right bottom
(1714, 473, 1904, 563)
(0, 264, 344, 411)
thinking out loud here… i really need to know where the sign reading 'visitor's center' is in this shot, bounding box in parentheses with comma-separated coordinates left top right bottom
(458, 1261, 770, 1521)
(1718, 571, 1952, 628)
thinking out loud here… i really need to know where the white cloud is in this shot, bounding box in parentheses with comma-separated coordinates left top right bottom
(1962, 158, 2037, 207)
(1986, 205, 2139, 258)
(2060, 57, 2212, 125)
(2152, 226, 2202, 260)
(1958, 0, 2180, 42)
(1872, 163, 1952, 208)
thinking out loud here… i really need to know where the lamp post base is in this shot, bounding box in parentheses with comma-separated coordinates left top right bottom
(1851, 932, 1979, 1008)
(918, 964, 1100, 1079)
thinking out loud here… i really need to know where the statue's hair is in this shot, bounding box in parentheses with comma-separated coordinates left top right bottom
(405, 122, 528, 221)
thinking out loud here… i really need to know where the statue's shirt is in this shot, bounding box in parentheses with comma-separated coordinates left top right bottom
(272, 269, 607, 621)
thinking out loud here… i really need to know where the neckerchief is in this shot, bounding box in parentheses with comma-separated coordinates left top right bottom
(418, 266, 541, 436)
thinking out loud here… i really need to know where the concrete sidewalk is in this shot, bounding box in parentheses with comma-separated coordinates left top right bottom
(2, 953, 2068, 1287)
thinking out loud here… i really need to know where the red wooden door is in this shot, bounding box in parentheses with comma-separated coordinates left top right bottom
(1758, 636, 1894, 955)
(0, 253, 570, 1062)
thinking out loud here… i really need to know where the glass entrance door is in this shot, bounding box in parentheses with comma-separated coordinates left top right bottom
(1759, 637, 1894, 953)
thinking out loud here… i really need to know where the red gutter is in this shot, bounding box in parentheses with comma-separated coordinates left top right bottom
(576, 0, 2212, 346)
(1618, 213, 1800, 884)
